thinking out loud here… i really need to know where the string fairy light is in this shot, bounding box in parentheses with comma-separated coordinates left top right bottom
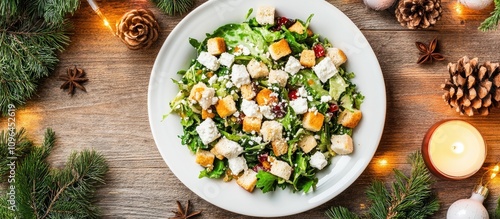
(86, 0, 115, 35)
(479, 163, 500, 187)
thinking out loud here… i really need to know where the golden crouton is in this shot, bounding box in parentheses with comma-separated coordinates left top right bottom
(302, 111, 325, 132)
(269, 39, 292, 60)
(268, 70, 289, 87)
(207, 37, 226, 55)
(261, 121, 283, 142)
(247, 59, 269, 79)
(195, 149, 215, 169)
(298, 135, 317, 153)
(270, 159, 292, 180)
(255, 88, 278, 106)
(337, 109, 362, 128)
(326, 48, 347, 67)
(240, 84, 256, 100)
(331, 134, 353, 155)
(272, 139, 288, 156)
(288, 21, 305, 34)
(236, 169, 258, 192)
(243, 116, 262, 133)
(256, 6, 275, 25)
(201, 109, 215, 119)
(215, 96, 237, 118)
(300, 50, 316, 68)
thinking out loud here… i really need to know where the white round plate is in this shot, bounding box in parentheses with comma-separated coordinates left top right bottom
(148, 0, 386, 217)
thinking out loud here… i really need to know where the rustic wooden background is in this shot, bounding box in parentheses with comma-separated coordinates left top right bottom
(2, 0, 500, 218)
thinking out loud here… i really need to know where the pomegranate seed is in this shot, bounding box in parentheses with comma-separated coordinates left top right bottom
(329, 104, 339, 113)
(288, 89, 298, 100)
(271, 103, 286, 118)
(313, 44, 326, 58)
(258, 153, 268, 163)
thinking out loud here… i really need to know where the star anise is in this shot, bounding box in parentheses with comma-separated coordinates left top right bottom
(58, 66, 88, 96)
(415, 37, 445, 64)
(170, 200, 202, 219)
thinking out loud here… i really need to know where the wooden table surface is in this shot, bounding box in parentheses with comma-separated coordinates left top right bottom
(3, 0, 500, 218)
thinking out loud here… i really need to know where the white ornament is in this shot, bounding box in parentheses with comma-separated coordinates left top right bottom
(447, 185, 489, 219)
(363, 0, 396, 10)
(459, 0, 493, 10)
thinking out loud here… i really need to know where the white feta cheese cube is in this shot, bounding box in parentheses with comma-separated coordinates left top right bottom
(330, 134, 354, 155)
(284, 56, 303, 75)
(208, 75, 218, 85)
(270, 159, 292, 180)
(241, 99, 261, 118)
(313, 57, 338, 83)
(234, 45, 251, 56)
(290, 97, 308, 114)
(231, 64, 251, 88)
(269, 69, 289, 87)
(297, 86, 308, 97)
(213, 138, 244, 159)
(197, 51, 220, 71)
(228, 156, 248, 175)
(310, 151, 328, 170)
(256, 6, 275, 25)
(259, 105, 275, 120)
(320, 95, 332, 103)
(196, 118, 221, 145)
(198, 87, 216, 110)
(219, 52, 235, 67)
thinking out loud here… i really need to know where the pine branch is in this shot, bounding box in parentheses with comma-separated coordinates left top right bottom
(0, 0, 78, 116)
(326, 151, 439, 219)
(325, 206, 361, 219)
(0, 127, 33, 181)
(0, 128, 109, 218)
(479, 0, 500, 31)
(153, 0, 195, 16)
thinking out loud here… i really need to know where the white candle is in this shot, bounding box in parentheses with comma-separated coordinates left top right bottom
(422, 120, 486, 180)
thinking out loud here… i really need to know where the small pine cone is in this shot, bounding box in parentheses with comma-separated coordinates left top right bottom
(395, 0, 442, 29)
(116, 9, 159, 50)
(441, 56, 500, 116)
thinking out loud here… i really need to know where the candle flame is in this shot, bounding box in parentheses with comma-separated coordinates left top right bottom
(491, 173, 497, 179)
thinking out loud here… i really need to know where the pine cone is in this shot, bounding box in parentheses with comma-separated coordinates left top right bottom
(395, 0, 442, 29)
(116, 9, 159, 50)
(441, 56, 500, 116)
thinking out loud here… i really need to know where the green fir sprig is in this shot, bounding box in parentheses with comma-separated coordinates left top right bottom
(153, 0, 194, 16)
(325, 151, 439, 219)
(0, 128, 108, 218)
(479, 0, 500, 31)
(0, 0, 79, 116)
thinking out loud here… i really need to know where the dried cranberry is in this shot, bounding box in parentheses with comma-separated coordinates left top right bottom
(288, 89, 298, 100)
(273, 17, 294, 30)
(258, 153, 268, 163)
(313, 44, 326, 58)
(272, 103, 286, 118)
(253, 164, 264, 172)
(329, 104, 339, 113)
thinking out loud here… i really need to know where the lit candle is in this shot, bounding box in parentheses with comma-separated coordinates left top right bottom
(86, 0, 115, 35)
(422, 120, 486, 180)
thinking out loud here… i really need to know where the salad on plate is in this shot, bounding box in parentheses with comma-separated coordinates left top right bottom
(168, 6, 364, 193)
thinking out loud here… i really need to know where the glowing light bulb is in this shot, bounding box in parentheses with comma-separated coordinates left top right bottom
(491, 173, 497, 179)
(455, 2, 464, 15)
(378, 159, 388, 166)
